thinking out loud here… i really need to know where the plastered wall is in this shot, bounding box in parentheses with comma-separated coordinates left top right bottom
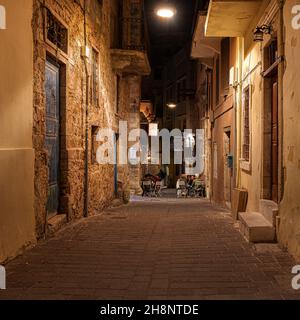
(279, 0, 300, 261)
(0, 0, 36, 263)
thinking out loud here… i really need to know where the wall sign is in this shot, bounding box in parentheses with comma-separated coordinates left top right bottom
(0, 5, 6, 29)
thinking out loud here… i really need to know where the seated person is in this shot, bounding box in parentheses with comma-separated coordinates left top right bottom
(187, 175, 195, 196)
(176, 175, 187, 197)
(192, 175, 202, 186)
(192, 175, 206, 197)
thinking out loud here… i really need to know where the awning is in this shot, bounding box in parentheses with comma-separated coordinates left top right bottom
(191, 14, 220, 59)
(205, 0, 263, 37)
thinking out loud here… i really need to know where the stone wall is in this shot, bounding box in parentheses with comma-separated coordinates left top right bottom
(128, 75, 143, 194)
(32, 0, 140, 236)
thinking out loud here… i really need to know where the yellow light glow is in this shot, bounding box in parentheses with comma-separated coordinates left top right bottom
(167, 103, 177, 108)
(156, 8, 175, 18)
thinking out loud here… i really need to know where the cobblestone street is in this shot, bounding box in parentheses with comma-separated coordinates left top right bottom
(1, 194, 300, 300)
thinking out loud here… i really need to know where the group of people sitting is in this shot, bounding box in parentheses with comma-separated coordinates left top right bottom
(176, 174, 206, 198)
(141, 171, 206, 198)
(141, 170, 166, 197)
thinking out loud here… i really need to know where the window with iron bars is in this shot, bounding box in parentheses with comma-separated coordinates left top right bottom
(46, 9, 68, 54)
(242, 86, 250, 161)
(91, 48, 100, 107)
(91, 126, 100, 164)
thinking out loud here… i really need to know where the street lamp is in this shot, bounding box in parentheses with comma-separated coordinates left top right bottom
(156, 1, 176, 18)
(167, 102, 177, 109)
(156, 8, 176, 18)
(253, 24, 272, 42)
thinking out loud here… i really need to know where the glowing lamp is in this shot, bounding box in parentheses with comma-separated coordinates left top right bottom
(167, 103, 177, 109)
(156, 7, 176, 18)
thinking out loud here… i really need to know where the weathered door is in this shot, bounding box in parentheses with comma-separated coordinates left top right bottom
(224, 130, 231, 207)
(271, 81, 278, 202)
(45, 60, 60, 214)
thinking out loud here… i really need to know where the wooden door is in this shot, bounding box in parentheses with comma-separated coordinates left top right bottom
(45, 60, 60, 215)
(224, 130, 231, 206)
(114, 134, 119, 196)
(271, 81, 278, 202)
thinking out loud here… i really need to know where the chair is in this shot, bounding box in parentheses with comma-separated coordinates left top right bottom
(142, 180, 153, 197)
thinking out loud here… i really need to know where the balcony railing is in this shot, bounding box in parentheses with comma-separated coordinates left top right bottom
(110, 2, 150, 76)
(121, 17, 147, 52)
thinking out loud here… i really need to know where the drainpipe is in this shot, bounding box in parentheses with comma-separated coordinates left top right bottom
(277, 0, 285, 203)
(233, 65, 238, 191)
(83, 0, 90, 218)
(209, 62, 214, 203)
(210, 117, 214, 202)
(236, 37, 243, 189)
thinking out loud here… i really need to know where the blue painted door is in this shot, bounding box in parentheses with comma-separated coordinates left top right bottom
(45, 60, 60, 214)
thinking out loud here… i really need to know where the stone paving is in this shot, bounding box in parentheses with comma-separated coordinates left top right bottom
(1, 194, 300, 300)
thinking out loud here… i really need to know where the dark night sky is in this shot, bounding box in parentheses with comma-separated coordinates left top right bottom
(144, 0, 208, 68)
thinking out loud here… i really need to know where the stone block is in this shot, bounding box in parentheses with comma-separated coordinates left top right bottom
(259, 199, 278, 227)
(238, 212, 275, 243)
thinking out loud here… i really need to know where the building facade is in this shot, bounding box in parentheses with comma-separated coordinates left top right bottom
(161, 46, 198, 187)
(0, 0, 150, 263)
(192, 14, 235, 205)
(192, 0, 300, 260)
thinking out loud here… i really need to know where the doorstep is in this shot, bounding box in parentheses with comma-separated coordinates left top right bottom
(238, 211, 276, 243)
(47, 214, 67, 235)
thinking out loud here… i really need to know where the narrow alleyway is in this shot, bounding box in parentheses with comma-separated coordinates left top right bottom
(1, 193, 299, 300)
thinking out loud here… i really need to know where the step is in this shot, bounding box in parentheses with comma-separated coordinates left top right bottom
(259, 199, 278, 227)
(238, 212, 275, 243)
(48, 214, 67, 235)
(110, 198, 124, 208)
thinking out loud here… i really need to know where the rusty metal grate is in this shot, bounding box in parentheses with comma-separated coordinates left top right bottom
(46, 9, 68, 54)
(122, 17, 145, 51)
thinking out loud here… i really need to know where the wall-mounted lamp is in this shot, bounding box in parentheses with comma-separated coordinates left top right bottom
(253, 24, 272, 42)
